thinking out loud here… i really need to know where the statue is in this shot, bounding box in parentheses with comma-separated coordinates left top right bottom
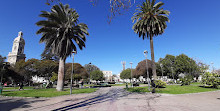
(18, 31, 23, 37)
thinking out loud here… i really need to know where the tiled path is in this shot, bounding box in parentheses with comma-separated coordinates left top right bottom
(0, 86, 220, 111)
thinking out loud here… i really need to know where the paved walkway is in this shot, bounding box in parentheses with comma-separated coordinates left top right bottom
(0, 86, 220, 111)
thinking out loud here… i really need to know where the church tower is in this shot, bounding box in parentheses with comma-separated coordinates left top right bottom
(7, 31, 26, 65)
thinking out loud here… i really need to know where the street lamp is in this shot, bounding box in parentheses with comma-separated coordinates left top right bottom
(144, 50, 150, 91)
(1, 62, 9, 95)
(130, 62, 133, 87)
(88, 62, 92, 88)
(70, 51, 76, 94)
(160, 63, 163, 80)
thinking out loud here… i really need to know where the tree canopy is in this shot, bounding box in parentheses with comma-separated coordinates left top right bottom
(120, 68, 135, 79)
(132, 0, 170, 80)
(133, 59, 153, 79)
(90, 70, 104, 81)
(65, 63, 88, 81)
(156, 54, 209, 79)
(45, 0, 136, 23)
(0, 55, 6, 72)
(41, 47, 59, 61)
(84, 64, 100, 73)
(36, 3, 89, 91)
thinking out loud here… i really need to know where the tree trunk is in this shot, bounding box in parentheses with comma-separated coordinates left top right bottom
(150, 35, 157, 80)
(56, 58, 65, 91)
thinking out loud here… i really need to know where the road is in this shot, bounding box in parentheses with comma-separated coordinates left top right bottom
(0, 86, 220, 111)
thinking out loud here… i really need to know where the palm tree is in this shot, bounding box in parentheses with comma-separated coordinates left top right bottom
(36, 3, 89, 91)
(132, 0, 170, 80)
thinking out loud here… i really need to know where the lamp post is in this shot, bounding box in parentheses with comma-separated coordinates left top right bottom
(88, 62, 92, 88)
(144, 50, 150, 91)
(160, 63, 163, 80)
(1, 63, 8, 95)
(70, 51, 76, 95)
(1, 63, 7, 86)
(130, 62, 133, 87)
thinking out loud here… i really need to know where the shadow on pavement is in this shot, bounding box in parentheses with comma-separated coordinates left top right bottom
(0, 98, 46, 111)
(52, 88, 131, 111)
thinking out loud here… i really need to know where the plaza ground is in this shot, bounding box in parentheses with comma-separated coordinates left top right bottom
(0, 86, 220, 111)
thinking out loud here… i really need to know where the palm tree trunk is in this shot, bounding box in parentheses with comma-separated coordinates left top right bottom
(56, 58, 65, 91)
(150, 35, 157, 80)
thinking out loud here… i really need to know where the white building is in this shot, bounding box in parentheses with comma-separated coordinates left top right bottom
(8, 31, 26, 65)
(32, 75, 49, 83)
(102, 71, 113, 82)
(112, 74, 122, 82)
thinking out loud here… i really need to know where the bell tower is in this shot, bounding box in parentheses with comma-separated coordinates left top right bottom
(8, 31, 26, 65)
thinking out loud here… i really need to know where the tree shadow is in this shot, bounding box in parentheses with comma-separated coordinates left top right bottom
(52, 88, 131, 111)
(199, 86, 216, 88)
(0, 98, 46, 111)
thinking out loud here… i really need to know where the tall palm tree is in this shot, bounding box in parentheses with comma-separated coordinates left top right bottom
(132, 0, 170, 80)
(36, 3, 89, 91)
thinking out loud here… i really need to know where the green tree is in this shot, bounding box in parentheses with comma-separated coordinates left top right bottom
(41, 47, 59, 61)
(133, 59, 153, 79)
(132, 0, 170, 80)
(157, 54, 204, 79)
(50, 72, 58, 82)
(156, 54, 176, 78)
(0, 57, 22, 85)
(120, 68, 135, 80)
(175, 54, 198, 75)
(65, 63, 88, 81)
(90, 70, 104, 81)
(14, 59, 40, 83)
(197, 62, 209, 74)
(84, 64, 100, 73)
(36, 3, 89, 91)
(37, 60, 58, 79)
(0, 55, 6, 74)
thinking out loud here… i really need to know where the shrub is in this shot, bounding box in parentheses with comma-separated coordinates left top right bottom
(168, 81, 174, 84)
(50, 72, 58, 82)
(180, 75, 193, 86)
(202, 72, 220, 88)
(154, 80, 166, 88)
(176, 80, 181, 84)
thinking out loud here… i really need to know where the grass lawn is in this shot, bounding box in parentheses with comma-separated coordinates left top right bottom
(2, 88, 97, 97)
(110, 83, 128, 86)
(84, 83, 130, 87)
(127, 85, 220, 94)
(3, 86, 34, 90)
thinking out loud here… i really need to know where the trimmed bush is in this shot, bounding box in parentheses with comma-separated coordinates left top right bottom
(168, 81, 174, 84)
(154, 80, 166, 88)
(202, 72, 220, 88)
(180, 75, 193, 86)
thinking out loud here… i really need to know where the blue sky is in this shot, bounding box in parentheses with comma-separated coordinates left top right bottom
(0, 0, 220, 74)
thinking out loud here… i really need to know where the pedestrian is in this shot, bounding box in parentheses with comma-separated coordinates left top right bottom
(19, 82, 24, 90)
(81, 81, 84, 88)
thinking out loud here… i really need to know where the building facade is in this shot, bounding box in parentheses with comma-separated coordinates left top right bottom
(102, 71, 113, 82)
(8, 31, 26, 65)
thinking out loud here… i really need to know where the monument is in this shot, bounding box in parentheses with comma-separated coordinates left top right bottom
(7, 31, 26, 65)
(121, 61, 126, 70)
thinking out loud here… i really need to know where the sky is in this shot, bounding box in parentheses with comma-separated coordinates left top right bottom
(0, 0, 220, 74)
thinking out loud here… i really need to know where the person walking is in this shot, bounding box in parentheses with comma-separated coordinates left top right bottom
(19, 82, 24, 90)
